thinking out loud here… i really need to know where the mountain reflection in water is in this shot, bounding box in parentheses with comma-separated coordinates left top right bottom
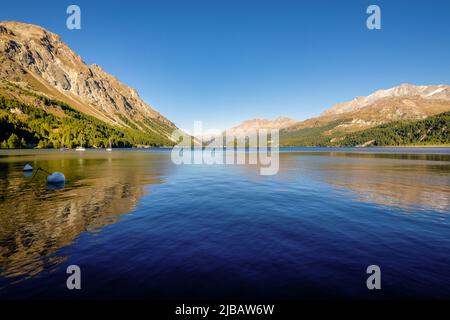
(276, 151, 450, 213)
(0, 150, 173, 281)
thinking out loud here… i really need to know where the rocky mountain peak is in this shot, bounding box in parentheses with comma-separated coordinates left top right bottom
(0, 21, 176, 135)
(322, 84, 450, 116)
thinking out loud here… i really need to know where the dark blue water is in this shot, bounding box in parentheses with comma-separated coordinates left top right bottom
(0, 148, 449, 299)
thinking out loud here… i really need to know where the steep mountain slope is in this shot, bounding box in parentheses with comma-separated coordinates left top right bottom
(0, 21, 176, 144)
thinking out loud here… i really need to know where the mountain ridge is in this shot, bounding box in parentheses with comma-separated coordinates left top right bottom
(0, 21, 176, 142)
(321, 83, 450, 116)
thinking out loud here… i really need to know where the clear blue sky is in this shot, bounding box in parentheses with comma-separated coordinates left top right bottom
(2, 0, 450, 130)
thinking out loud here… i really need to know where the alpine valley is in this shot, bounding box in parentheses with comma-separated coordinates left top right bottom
(1, 21, 449, 149)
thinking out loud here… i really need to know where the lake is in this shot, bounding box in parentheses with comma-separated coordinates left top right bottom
(0, 148, 449, 299)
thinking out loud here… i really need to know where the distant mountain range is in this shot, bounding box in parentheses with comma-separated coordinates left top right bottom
(226, 83, 450, 146)
(0, 21, 176, 148)
(224, 117, 296, 137)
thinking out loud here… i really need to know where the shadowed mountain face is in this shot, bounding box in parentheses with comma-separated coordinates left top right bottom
(0, 21, 176, 140)
(0, 151, 174, 282)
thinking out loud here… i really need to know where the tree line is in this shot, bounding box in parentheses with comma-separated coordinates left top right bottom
(338, 112, 450, 146)
(0, 95, 175, 149)
(278, 112, 449, 147)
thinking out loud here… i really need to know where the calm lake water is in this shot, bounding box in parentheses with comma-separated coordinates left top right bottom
(0, 148, 449, 299)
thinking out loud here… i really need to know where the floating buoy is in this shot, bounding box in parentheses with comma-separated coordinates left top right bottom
(23, 164, 33, 171)
(30, 167, 66, 190)
(47, 172, 66, 184)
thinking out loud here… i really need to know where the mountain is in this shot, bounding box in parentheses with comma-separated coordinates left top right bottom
(224, 117, 296, 137)
(322, 84, 450, 116)
(281, 84, 450, 146)
(0, 21, 176, 147)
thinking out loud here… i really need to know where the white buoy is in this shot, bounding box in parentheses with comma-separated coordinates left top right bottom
(23, 164, 33, 171)
(47, 172, 66, 184)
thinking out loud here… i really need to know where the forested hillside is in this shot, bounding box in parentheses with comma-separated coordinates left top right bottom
(0, 95, 175, 149)
(338, 112, 450, 147)
(279, 112, 450, 147)
(280, 119, 349, 146)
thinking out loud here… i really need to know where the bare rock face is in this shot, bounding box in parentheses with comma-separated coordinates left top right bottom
(0, 21, 176, 133)
(321, 83, 450, 116)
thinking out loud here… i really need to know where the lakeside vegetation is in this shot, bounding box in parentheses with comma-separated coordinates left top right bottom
(0, 95, 175, 149)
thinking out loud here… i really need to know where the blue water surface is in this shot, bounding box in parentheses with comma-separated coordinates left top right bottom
(0, 148, 449, 299)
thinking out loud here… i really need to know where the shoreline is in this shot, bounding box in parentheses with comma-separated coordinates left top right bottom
(1, 145, 450, 151)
